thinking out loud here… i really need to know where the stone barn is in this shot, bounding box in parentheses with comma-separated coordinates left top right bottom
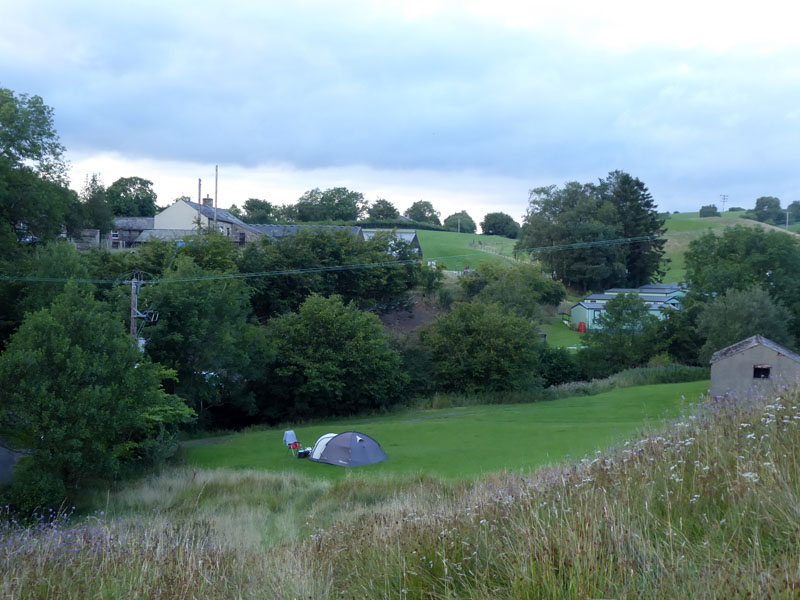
(710, 335, 800, 398)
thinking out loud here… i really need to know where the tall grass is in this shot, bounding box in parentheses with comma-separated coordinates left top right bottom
(313, 386, 800, 598)
(3, 385, 799, 598)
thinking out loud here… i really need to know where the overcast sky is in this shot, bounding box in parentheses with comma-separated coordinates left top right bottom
(3, 0, 800, 223)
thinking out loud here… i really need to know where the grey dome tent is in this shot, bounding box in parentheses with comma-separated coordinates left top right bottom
(308, 431, 388, 468)
(310, 433, 337, 461)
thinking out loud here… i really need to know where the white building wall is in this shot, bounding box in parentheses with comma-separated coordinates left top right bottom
(154, 201, 206, 230)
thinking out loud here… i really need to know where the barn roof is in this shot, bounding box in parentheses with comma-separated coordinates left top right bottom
(710, 335, 800, 365)
(113, 216, 155, 230)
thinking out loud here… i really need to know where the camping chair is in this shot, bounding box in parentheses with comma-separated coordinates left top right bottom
(282, 430, 303, 456)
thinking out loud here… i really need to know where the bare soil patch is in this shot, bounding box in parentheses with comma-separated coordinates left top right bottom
(379, 297, 444, 336)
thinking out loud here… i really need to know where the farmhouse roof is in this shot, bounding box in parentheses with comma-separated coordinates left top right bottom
(247, 224, 363, 241)
(113, 216, 155, 230)
(135, 229, 198, 243)
(710, 335, 800, 365)
(185, 201, 251, 227)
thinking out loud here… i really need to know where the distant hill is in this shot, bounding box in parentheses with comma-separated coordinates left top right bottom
(415, 230, 516, 271)
(662, 210, 799, 283)
(413, 213, 798, 281)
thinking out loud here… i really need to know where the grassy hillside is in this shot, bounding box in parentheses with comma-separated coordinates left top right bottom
(662, 210, 797, 282)
(415, 212, 796, 282)
(6, 385, 799, 598)
(416, 230, 516, 271)
(185, 381, 707, 480)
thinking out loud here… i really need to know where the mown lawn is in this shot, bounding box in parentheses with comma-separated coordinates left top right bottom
(416, 230, 516, 271)
(185, 381, 708, 480)
(540, 316, 583, 348)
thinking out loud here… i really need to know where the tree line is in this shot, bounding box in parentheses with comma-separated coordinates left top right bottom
(698, 196, 800, 225)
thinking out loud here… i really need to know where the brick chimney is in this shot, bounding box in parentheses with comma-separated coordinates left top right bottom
(202, 195, 213, 207)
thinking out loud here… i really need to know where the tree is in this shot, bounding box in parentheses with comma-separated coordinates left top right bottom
(17, 241, 92, 316)
(579, 293, 662, 378)
(699, 204, 720, 218)
(295, 187, 367, 221)
(240, 198, 275, 223)
(404, 200, 441, 225)
(443, 211, 476, 233)
(80, 174, 114, 233)
(421, 301, 542, 393)
(480, 212, 520, 238)
(597, 171, 667, 287)
(106, 176, 158, 217)
(788, 201, 800, 225)
(367, 198, 400, 220)
(0, 87, 67, 183)
(141, 256, 259, 424)
(0, 284, 193, 495)
(517, 172, 666, 290)
(262, 294, 406, 421)
(749, 196, 783, 225)
(239, 228, 421, 320)
(696, 286, 796, 364)
(684, 226, 800, 331)
(0, 158, 81, 242)
(459, 262, 565, 320)
(518, 183, 623, 291)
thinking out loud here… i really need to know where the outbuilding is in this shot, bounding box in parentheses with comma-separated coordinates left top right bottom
(710, 335, 800, 398)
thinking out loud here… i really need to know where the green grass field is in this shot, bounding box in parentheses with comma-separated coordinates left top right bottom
(540, 316, 583, 348)
(416, 230, 516, 271)
(661, 210, 796, 282)
(185, 380, 708, 480)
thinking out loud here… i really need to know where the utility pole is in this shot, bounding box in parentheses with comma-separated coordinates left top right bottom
(198, 178, 201, 204)
(129, 272, 140, 338)
(124, 271, 158, 350)
(720, 194, 728, 213)
(214, 165, 218, 231)
(458, 215, 461, 233)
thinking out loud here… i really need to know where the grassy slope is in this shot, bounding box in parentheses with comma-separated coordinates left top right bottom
(662, 210, 798, 282)
(416, 230, 516, 271)
(539, 317, 583, 348)
(415, 212, 796, 282)
(185, 380, 708, 480)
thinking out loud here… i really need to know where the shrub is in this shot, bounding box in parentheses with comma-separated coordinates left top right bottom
(262, 294, 406, 421)
(421, 301, 542, 393)
(2, 460, 66, 517)
(699, 204, 720, 217)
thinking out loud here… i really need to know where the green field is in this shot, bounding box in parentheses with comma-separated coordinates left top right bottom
(415, 213, 797, 281)
(540, 316, 583, 348)
(661, 210, 796, 282)
(185, 380, 708, 480)
(416, 230, 516, 271)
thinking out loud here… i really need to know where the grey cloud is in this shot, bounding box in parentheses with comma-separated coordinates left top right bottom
(2, 1, 800, 210)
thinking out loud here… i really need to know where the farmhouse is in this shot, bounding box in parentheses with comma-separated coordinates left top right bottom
(111, 217, 155, 248)
(108, 201, 422, 256)
(362, 229, 423, 258)
(148, 198, 263, 246)
(570, 283, 685, 331)
(710, 335, 800, 398)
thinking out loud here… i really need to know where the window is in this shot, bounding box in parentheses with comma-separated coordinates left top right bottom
(753, 365, 771, 379)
